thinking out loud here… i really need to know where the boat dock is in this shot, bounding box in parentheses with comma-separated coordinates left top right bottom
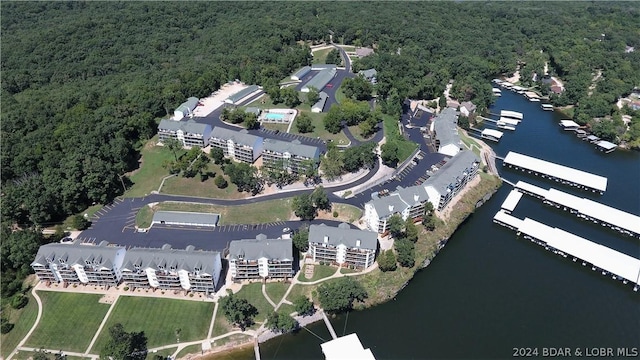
(493, 211, 640, 289)
(596, 140, 617, 153)
(321, 310, 338, 340)
(514, 181, 640, 238)
(559, 120, 580, 131)
(321, 333, 376, 360)
(500, 189, 523, 213)
(500, 110, 523, 121)
(502, 151, 608, 194)
(481, 128, 504, 142)
(541, 104, 554, 111)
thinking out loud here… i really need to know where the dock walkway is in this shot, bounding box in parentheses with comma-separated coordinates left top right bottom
(322, 310, 338, 340)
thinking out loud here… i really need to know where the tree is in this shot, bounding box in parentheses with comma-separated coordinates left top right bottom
(293, 227, 310, 252)
(163, 137, 182, 162)
(377, 249, 397, 272)
(292, 193, 316, 220)
(224, 162, 263, 194)
(11, 293, 29, 309)
(343, 76, 373, 101)
(404, 218, 419, 243)
(244, 114, 259, 130)
(394, 239, 415, 268)
(325, 49, 342, 65)
(311, 186, 331, 211)
(438, 94, 447, 110)
(219, 293, 258, 330)
(266, 311, 299, 333)
(100, 323, 147, 360)
(359, 116, 377, 138)
(214, 174, 228, 189)
(380, 142, 399, 167)
(296, 112, 315, 133)
(210, 146, 225, 164)
(320, 146, 344, 181)
(317, 277, 368, 314)
(71, 214, 91, 230)
(280, 87, 301, 108)
(323, 105, 343, 134)
(387, 214, 404, 239)
(306, 87, 320, 105)
(293, 295, 315, 316)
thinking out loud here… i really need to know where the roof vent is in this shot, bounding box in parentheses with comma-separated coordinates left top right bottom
(185, 245, 195, 252)
(356, 240, 361, 247)
(414, 194, 420, 202)
(323, 236, 329, 243)
(162, 244, 172, 250)
(388, 205, 394, 212)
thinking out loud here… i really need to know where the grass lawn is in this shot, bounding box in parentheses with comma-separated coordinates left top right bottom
(264, 282, 290, 304)
(234, 283, 274, 326)
(243, 96, 292, 110)
(160, 163, 245, 199)
(459, 130, 481, 157)
(340, 267, 359, 274)
(175, 344, 202, 359)
(92, 296, 214, 351)
(25, 292, 110, 352)
(124, 137, 185, 198)
(338, 45, 356, 52)
(297, 264, 337, 283)
(136, 198, 293, 228)
(312, 48, 332, 64)
(347, 124, 377, 142)
(382, 114, 418, 163)
(261, 123, 289, 133)
(1, 291, 39, 358)
(335, 84, 347, 104)
(289, 110, 350, 145)
(315, 203, 363, 223)
(285, 284, 316, 304)
(147, 348, 176, 360)
(211, 305, 233, 337)
(277, 303, 296, 316)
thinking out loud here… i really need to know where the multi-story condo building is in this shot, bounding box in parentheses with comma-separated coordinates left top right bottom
(308, 223, 378, 269)
(30, 241, 126, 287)
(158, 119, 212, 148)
(262, 138, 320, 174)
(364, 150, 480, 233)
(228, 235, 293, 281)
(431, 107, 463, 157)
(120, 244, 222, 293)
(210, 127, 263, 163)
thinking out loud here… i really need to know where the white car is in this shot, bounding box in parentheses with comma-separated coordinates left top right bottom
(282, 227, 291, 233)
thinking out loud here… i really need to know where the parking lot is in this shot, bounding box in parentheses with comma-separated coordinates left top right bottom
(259, 128, 326, 145)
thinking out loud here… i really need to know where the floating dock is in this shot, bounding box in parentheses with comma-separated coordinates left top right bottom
(541, 104, 554, 111)
(502, 151, 608, 194)
(596, 140, 617, 153)
(492, 88, 502, 96)
(321, 333, 376, 360)
(500, 189, 523, 213)
(493, 211, 640, 288)
(559, 120, 580, 131)
(514, 181, 640, 238)
(500, 110, 523, 121)
(498, 117, 520, 126)
(481, 128, 504, 142)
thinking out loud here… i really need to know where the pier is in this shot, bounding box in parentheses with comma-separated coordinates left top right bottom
(481, 128, 504, 142)
(493, 211, 640, 288)
(321, 333, 376, 360)
(321, 310, 338, 340)
(514, 181, 640, 238)
(500, 110, 523, 121)
(502, 151, 608, 194)
(500, 189, 523, 213)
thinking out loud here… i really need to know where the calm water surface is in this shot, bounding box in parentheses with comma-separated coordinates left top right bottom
(225, 90, 640, 360)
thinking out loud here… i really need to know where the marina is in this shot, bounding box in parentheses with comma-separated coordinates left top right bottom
(559, 119, 580, 130)
(492, 88, 502, 96)
(596, 140, 617, 153)
(500, 189, 523, 213)
(502, 151, 608, 193)
(514, 181, 640, 238)
(481, 128, 504, 142)
(493, 212, 640, 289)
(321, 334, 376, 360)
(541, 104, 554, 111)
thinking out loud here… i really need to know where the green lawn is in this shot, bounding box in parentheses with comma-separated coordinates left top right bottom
(1, 291, 39, 358)
(160, 163, 245, 199)
(92, 296, 214, 351)
(285, 284, 316, 304)
(234, 283, 274, 326)
(243, 96, 292, 110)
(382, 114, 418, 163)
(124, 137, 185, 198)
(312, 48, 332, 64)
(261, 123, 289, 132)
(289, 110, 350, 145)
(25, 292, 110, 352)
(328, 203, 363, 223)
(264, 282, 290, 304)
(338, 45, 356, 52)
(277, 303, 296, 316)
(347, 125, 376, 142)
(335, 83, 347, 104)
(459, 130, 481, 156)
(297, 264, 338, 283)
(211, 305, 233, 337)
(147, 348, 176, 360)
(136, 198, 293, 227)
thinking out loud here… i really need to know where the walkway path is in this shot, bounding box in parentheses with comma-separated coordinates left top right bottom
(207, 302, 219, 339)
(261, 283, 277, 308)
(6, 288, 44, 360)
(85, 294, 120, 355)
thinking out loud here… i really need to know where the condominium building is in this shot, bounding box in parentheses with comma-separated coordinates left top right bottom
(30, 241, 126, 287)
(120, 244, 222, 293)
(210, 127, 263, 163)
(228, 235, 293, 281)
(158, 119, 212, 148)
(364, 150, 480, 233)
(431, 107, 463, 157)
(262, 138, 320, 174)
(308, 223, 378, 269)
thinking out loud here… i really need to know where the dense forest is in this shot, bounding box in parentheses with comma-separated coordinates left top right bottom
(1, 2, 639, 297)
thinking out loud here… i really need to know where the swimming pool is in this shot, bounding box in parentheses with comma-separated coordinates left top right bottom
(265, 113, 285, 120)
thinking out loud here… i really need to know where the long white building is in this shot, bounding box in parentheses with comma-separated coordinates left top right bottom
(228, 235, 293, 281)
(209, 127, 264, 163)
(158, 119, 212, 148)
(431, 107, 463, 157)
(308, 223, 378, 269)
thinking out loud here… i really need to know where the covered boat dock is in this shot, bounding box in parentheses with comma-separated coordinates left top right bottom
(500, 189, 523, 213)
(596, 140, 617, 153)
(502, 151, 608, 193)
(481, 128, 504, 142)
(500, 110, 523, 120)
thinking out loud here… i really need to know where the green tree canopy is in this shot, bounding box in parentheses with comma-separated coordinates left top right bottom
(100, 323, 147, 360)
(317, 277, 368, 314)
(219, 293, 258, 331)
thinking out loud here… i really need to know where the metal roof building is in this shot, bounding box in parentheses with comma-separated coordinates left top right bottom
(263, 138, 320, 160)
(225, 85, 261, 105)
(302, 68, 337, 93)
(309, 223, 378, 252)
(312, 91, 329, 113)
(432, 107, 463, 157)
(229, 235, 293, 262)
(174, 97, 199, 120)
(291, 66, 311, 81)
(321, 333, 376, 360)
(500, 189, 523, 213)
(151, 211, 220, 227)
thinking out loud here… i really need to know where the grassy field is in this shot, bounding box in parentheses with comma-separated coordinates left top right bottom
(234, 283, 274, 326)
(285, 284, 316, 304)
(136, 198, 293, 227)
(459, 130, 481, 157)
(125, 137, 184, 198)
(315, 203, 363, 223)
(264, 282, 290, 304)
(311, 48, 332, 64)
(297, 264, 337, 283)
(277, 303, 296, 316)
(382, 114, 419, 163)
(147, 348, 176, 360)
(25, 292, 110, 352)
(335, 84, 347, 104)
(211, 305, 233, 336)
(347, 124, 376, 142)
(243, 96, 292, 110)
(289, 110, 350, 145)
(92, 296, 214, 351)
(338, 45, 356, 52)
(261, 123, 289, 132)
(1, 291, 39, 358)
(160, 163, 245, 199)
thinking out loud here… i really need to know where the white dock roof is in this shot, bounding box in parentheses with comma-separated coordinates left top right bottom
(596, 141, 617, 151)
(504, 152, 608, 192)
(321, 334, 376, 360)
(498, 117, 520, 125)
(481, 128, 504, 139)
(501, 190, 523, 212)
(515, 181, 548, 198)
(493, 210, 524, 229)
(560, 120, 580, 129)
(500, 110, 523, 120)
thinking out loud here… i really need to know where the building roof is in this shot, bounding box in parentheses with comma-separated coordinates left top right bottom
(481, 128, 504, 139)
(560, 120, 580, 129)
(433, 107, 462, 150)
(121, 245, 220, 276)
(500, 189, 523, 212)
(358, 68, 377, 79)
(152, 211, 220, 226)
(396, 185, 430, 207)
(158, 119, 211, 135)
(460, 101, 476, 112)
(423, 150, 479, 196)
(355, 47, 375, 58)
(368, 192, 410, 218)
(211, 127, 263, 147)
(309, 223, 377, 251)
(292, 66, 311, 79)
(312, 91, 329, 111)
(263, 138, 320, 159)
(228, 235, 292, 261)
(310, 64, 338, 71)
(321, 333, 376, 360)
(245, 107, 262, 116)
(596, 140, 617, 151)
(302, 68, 336, 91)
(226, 85, 261, 104)
(176, 97, 199, 113)
(31, 242, 123, 269)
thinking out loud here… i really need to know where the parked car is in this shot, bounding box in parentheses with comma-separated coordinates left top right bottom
(282, 227, 291, 233)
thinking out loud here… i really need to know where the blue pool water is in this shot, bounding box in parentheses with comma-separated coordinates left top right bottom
(265, 113, 285, 120)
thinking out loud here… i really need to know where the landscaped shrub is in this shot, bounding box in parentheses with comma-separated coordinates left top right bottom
(11, 294, 28, 309)
(0, 318, 14, 334)
(333, 211, 339, 218)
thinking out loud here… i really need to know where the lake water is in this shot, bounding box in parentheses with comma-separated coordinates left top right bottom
(221, 90, 640, 359)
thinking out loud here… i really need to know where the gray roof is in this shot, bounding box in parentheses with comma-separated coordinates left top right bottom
(176, 97, 199, 113)
(309, 223, 378, 251)
(292, 66, 311, 78)
(152, 211, 219, 226)
(396, 185, 430, 206)
(355, 47, 375, 57)
(433, 107, 462, 148)
(226, 85, 261, 104)
(211, 127, 263, 147)
(158, 119, 211, 135)
(461, 101, 476, 112)
(368, 193, 410, 218)
(310, 64, 337, 70)
(303, 68, 336, 91)
(31, 242, 123, 269)
(423, 150, 479, 195)
(122, 245, 220, 276)
(263, 138, 320, 159)
(358, 69, 377, 79)
(596, 140, 617, 150)
(228, 235, 292, 261)
(245, 107, 262, 116)
(312, 92, 329, 111)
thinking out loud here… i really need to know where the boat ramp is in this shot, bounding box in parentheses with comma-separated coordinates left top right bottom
(502, 151, 608, 194)
(493, 211, 640, 290)
(514, 181, 639, 238)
